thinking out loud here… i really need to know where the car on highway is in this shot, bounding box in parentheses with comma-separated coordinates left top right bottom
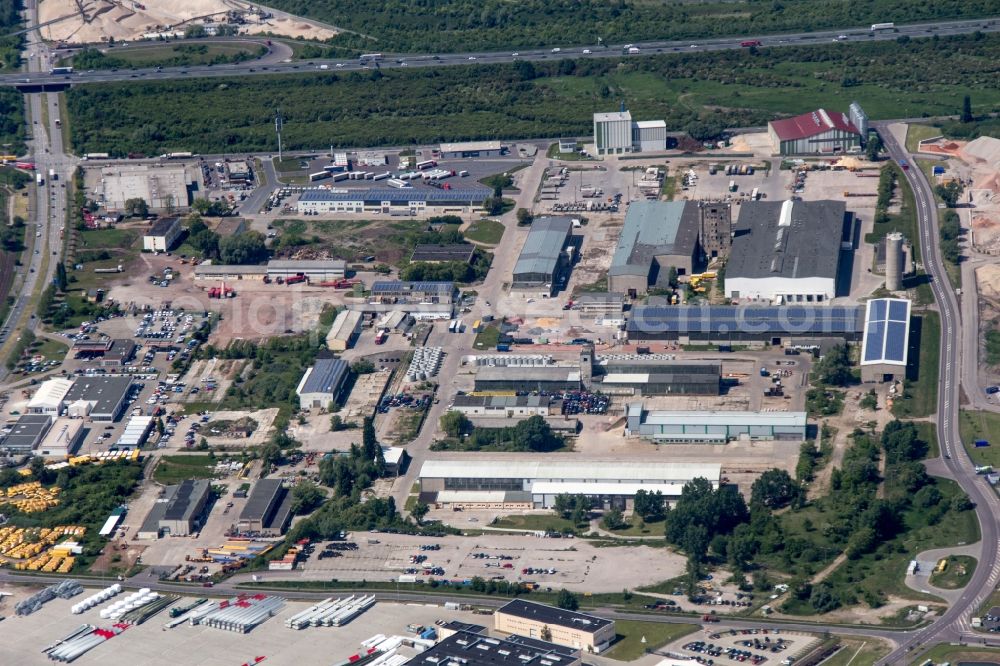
(511, 52, 519, 57)
(551, 47, 561, 53)
(583, 49, 592, 54)
(468, 56, 476, 60)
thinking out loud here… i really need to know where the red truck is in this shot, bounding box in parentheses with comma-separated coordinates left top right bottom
(285, 273, 308, 285)
(740, 40, 762, 47)
(375, 329, 388, 345)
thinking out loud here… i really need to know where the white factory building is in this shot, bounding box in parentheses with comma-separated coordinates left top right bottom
(418, 459, 721, 510)
(593, 110, 633, 155)
(632, 120, 667, 152)
(27, 378, 75, 415)
(626, 405, 808, 443)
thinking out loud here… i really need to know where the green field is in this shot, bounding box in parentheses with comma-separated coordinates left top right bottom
(959, 409, 1000, 468)
(67, 43, 266, 70)
(608, 517, 666, 537)
(603, 620, 698, 662)
(473, 323, 501, 350)
(152, 455, 218, 485)
(820, 637, 892, 666)
(929, 555, 976, 589)
(906, 124, 941, 153)
(865, 164, 921, 263)
(464, 219, 505, 246)
(491, 514, 580, 533)
(892, 312, 940, 418)
(915, 644, 1000, 666)
(65, 33, 1000, 156)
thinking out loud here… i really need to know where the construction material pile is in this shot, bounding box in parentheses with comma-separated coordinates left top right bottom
(189, 593, 285, 633)
(284, 595, 376, 629)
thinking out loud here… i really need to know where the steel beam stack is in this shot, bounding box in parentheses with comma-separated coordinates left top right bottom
(190, 594, 285, 633)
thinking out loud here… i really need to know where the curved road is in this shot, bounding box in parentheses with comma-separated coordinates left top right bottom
(875, 123, 1000, 663)
(1, 17, 998, 89)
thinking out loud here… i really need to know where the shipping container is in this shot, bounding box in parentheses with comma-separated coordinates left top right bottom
(309, 171, 331, 182)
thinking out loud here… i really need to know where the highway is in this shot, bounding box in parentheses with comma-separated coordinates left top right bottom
(874, 124, 1000, 663)
(0, 17, 998, 89)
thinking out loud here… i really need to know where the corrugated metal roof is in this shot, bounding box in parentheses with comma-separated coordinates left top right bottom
(370, 281, 454, 294)
(769, 108, 861, 141)
(439, 140, 504, 152)
(513, 217, 573, 277)
(419, 459, 720, 481)
(298, 358, 349, 395)
(638, 410, 807, 427)
(611, 201, 700, 277)
(298, 188, 491, 203)
(594, 111, 632, 122)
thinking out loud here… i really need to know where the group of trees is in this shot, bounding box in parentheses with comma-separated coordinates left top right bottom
(317, 417, 386, 498)
(124, 197, 149, 218)
(812, 344, 853, 386)
(401, 250, 491, 284)
(437, 413, 564, 452)
(0, 214, 25, 252)
(553, 494, 593, 526)
(874, 166, 896, 225)
(69, 43, 261, 71)
(219, 231, 268, 265)
(940, 209, 962, 265)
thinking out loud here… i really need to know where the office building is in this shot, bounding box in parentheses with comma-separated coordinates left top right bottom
(573, 292, 625, 315)
(296, 358, 350, 410)
(370, 281, 455, 304)
(72, 339, 137, 367)
(142, 216, 182, 252)
(860, 298, 911, 383)
(296, 188, 491, 215)
(609, 200, 702, 295)
(451, 395, 558, 418)
(36, 418, 85, 458)
(495, 599, 615, 654)
(725, 200, 849, 303)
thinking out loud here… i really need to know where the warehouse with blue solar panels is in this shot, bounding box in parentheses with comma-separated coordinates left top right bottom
(860, 298, 911, 382)
(296, 188, 491, 215)
(626, 305, 864, 347)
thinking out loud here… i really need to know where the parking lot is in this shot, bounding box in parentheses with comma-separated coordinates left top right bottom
(663, 626, 819, 666)
(288, 530, 686, 593)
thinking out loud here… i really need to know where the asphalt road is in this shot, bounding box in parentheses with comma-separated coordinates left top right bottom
(1, 17, 999, 89)
(875, 123, 1000, 663)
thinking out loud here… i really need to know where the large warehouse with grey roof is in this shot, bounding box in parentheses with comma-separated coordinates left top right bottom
(724, 200, 850, 303)
(609, 201, 701, 295)
(512, 217, 573, 294)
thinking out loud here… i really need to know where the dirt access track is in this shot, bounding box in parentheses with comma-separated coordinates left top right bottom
(39, 0, 338, 44)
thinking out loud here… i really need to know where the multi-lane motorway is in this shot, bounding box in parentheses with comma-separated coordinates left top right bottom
(875, 125, 1000, 663)
(1, 17, 999, 89)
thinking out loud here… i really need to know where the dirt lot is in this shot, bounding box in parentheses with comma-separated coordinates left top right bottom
(288, 531, 686, 594)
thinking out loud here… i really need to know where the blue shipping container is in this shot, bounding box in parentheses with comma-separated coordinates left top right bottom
(974, 439, 990, 447)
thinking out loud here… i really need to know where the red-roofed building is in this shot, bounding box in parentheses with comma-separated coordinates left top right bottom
(768, 108, 863, 155)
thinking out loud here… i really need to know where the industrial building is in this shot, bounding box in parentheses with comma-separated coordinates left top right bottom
(451, 394, 558, 418)
(699, 201, 733, 259)
(296, 358, 350, 410)
(418, 459, 721, 509)
(225, 161, 252, 185)
(192, 264, 266, 280)
(768, 108, 863, 155)
(511, 217, 574, 293)
(115, 415, 155, 450)
(27, 378, 74, 415)
(0, 414, 52, 454)
(267, 259, 346, 282)
(632, 119, 667, 152)
(591, 357, 720, 396)
(725, 200, 850, 303)
(627, 405, 808, 443)
(849, 101, 869, 137)
(36, 418, 84, 458)
(557, 139, 578, 154)
(236, 478, 293, 536)
(72, 339, 137, 367)
(96, 163, 199, 211)
(438, 141, 506, 158)
(326, 310, 363, 352)
(410, 243, 477, 264)
(626, 304, 864, 345)
(495, 599, 616, 654)
(609, 200, 702, 295)
(214, 217, 247, 237)
(370, 281, 455, 304)
(593, 110, 633, 155)
(137, 479, 211, 539)
(573, 292, 625, 315)
(296, 188, 491, 215)
(881, 232, 906, 291)
(410, 629, 581, 666)
(62, 376, 133, 421)
(473, 365, 582, 393)
(142, 216, 182, 252)
(860, 298, 911, 383)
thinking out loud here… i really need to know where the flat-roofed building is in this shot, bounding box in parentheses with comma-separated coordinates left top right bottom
(495, 599, 616, 654)
(226, 161, 252, 184)
(266, 259, 346, 282)
(142, 216, 182, 252)
(296, 358, 350, 410)
(860, 298, 911, 383)
(326, 310, 363, 352)
(451, 394, 558, 418)
(98, 163, 199, 211)
(725, 200, 849, 303)
(27, 378, 74, 415)
(632, 119, 667, 152)
(36, 418, 84, 458)
(410, 243, 477, 264)
(439, 141, 506, 158)
(0, 414, 52, 454)
(474, 365, 582, 393)
(193, 264, 266, 281)
(72, 338, 137, 367)
(512, 217, 573, 294)
(370, 281, 455, 304)
(419, 458, 720, 510)
(236, 478, 293, 536)
(410, 630, 581, 666)
(591, 357, 720, 396)
(594, 110, 633, 155)
(573, 292, 625, 315)
(62, 376, 133, 421)
(626, 404, 807, 443)
(296, 188, 491, 214)
(609, 201, 702, 295)
(138, 479, 211, 538)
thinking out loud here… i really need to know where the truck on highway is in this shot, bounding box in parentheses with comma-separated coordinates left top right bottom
(870, 22, 895, 31)
(48, 168, 56, 181)
(740, 40, 762, 47)
(627, 47, 640, 55)
(49, 66, 73, 75)
(35, 173, 43, 185)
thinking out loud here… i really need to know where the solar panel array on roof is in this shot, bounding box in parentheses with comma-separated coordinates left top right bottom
(627, 305, 863, 335)
(861, 298, 910, 365)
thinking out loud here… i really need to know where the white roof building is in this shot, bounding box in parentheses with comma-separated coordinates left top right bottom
(27, 378, 75, 415)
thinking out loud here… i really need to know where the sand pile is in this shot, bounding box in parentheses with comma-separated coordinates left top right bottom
(961, 136, 1000, 165)
(976, 264, 1000, 302)
(974, 171, 1000, 194)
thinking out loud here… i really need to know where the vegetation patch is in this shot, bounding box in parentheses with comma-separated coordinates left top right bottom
(152, 454, 219, 485)
(958, 409, 1000, 468)
(463, 219, 505, 246)
(67, 43, 266, 70)
(929, 555, 976, 590)
(892, 313, 940, 418)
(604, 620, 698, 661)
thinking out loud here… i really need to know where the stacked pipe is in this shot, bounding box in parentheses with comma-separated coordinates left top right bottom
(43, 623, 128, 662)
(71, 583, 122, 614)
(164, 600, 215, 629)
(190, 594, 285, 633)
(119, 593, 178, 625)
(328, 595, 375, 626)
